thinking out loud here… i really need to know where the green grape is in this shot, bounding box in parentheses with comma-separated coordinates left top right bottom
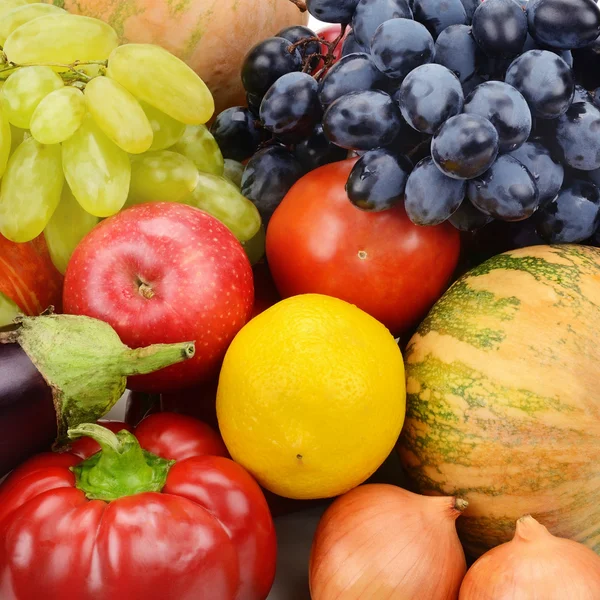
(84, 76, 153, 155)
(106, 44, 214, 125)
(141, 101, 186, 151)
(44, 186, 99, 274)
(2, 66, 63, 129)
(0, 105, 11, 178)
(9, 124, 25, 154)
(128, 151, 199, 206)
(241, 225, 266, 266)
(30, 87, 85, 145)
(0, 3, 66, 45)
(223, 159, 244, 188)
(0, 291, 21, 327)
(182, 173, 261, 242)
(4, 14, 119, 65)
(0, 0, 27, 20)
(171, 124, 224, 176)
(62, 115, 131, 217)
(0, 137, 63, 243)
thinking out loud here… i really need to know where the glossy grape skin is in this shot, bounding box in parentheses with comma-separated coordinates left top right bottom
(405, 156, 466, 225)
(371, 19, 435, 80)
(412, 0, 467, 39)
(505, 50, 574, 119)
(527, 0, 600, 49)
(468, 155, 539, 221)
(0, 3, 66, 46)
(127, 151, 199, 206)
(432, 113, 499, 179)
(448, 198, 493, 230)
(508, 141, 564, 206)
(573, 84, 592, 104)
(107, 44, 214, 125)
(2, 66, 63, 129)
(307, 0, 359, 23)
(4, 14, 118, 64)
(460, 0, 481, 22)
(277, 26, 321, 64)
(0, 107, 10, 179)
(537, 180, 600, 242)
(397, 64, 464, 134)
(241, 37, 303, 98)
(434, 24, 482, 85)
(181, 173, 262, 242)
(472, 0, 528, 58)
(85, 76, 153, 155)
(30, 87, 85, 146)
(555, 102, 600, 171)
(223, 159, 245, 188)
(522, 34, 573, 67)
(171, 125, 225, 176)
(346, 149, 412, 211)
(260, 72, 320, 141)
(44, 186, 99, 275)
(319, 53, 385, 106)
(241, 146, 304, 221)
(141, 101, 186, 152)
(464, 81, 531, 153)
(295, 124, 347, 171)
(341, 30, 368, 56)
(0, 138, 63, 243)
(352, 0, 413, 47)
(323, 90, 402, 151)
(210, 106, 262, 162)
(62, 115, 131, 218)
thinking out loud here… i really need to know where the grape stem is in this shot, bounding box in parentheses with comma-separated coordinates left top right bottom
(288, 0, 307, 11)
(0, 58, 108, 83)
(311, 24, 347, 80)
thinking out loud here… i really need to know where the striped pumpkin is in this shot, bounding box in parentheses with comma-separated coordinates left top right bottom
(398, 244, 600, 558)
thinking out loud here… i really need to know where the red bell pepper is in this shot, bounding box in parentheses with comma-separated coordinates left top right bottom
(0, 413, 277, 600)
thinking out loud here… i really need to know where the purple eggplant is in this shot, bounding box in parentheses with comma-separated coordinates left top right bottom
(0, 314, 195, 478)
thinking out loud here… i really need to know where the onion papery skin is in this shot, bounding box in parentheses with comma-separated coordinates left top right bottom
(309, 484, 467, 600)
(459, 516, 600, 600)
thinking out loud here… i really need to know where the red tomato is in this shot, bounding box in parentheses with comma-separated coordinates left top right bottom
(0, 413, 276, 600)
(266, 159, 461, 336)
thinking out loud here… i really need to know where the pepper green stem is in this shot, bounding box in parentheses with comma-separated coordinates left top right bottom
(120, 342, 195, 377)
(68, 424, 174, 501)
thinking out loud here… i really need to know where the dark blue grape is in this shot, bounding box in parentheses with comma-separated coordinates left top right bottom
(464, 81, 532, 153)
(432, 113, 499, 179)
(371, 19, 435, 80)
(448, 198, 493, 230)
(527, 0, 600, 50)
(242, 37, 302, 97)
(246, 92, 262, 115)
(460, 0, 481, 22)
(341, 30, 368, 56)
(555, 102, 600, 171)
(295, 124, 348, 171)
(405, 156, 466, 225)
(472, 0, 528, 58)
(352, 0, 413, 47)
(412, 0, 467, 39)
(346, 149, 412, 211)
(241, 146, 304, 221)
(259, 72, 320, 141)
(434, 24, 482, 85)
(210, 106, 262, 162)
(323, 90, 403, 150)
(522, 34, 573, 67)
(573, 84, 592, 104)
(468, 155, 539, 221)
(593, 88, 600, 109)
(397, 64, 464, 134)
(319, 53, 384, 106)
(306, 0, 360, 23)
(508, 141, 564, 205)
(277, 25, 321, 66)
(505, 50, 574, 119)
(536, 180, 600, 242)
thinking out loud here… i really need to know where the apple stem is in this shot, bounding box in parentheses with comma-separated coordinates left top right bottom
(138, 282, 155, 300)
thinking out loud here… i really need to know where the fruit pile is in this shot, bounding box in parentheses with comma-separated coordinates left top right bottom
(0, 7, 262, 273)
(212, 0, 600, 245)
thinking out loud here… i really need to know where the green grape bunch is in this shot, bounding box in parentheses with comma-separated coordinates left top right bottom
(0, 4, 263, 272)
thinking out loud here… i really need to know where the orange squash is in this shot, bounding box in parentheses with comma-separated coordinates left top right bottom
(46, 0, 308, 115)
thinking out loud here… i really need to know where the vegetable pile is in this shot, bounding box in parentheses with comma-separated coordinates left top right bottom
(2, 0, 600, 598)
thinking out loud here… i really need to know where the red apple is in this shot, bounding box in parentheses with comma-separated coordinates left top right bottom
(63, 203, 254, 393)
(0, 233, 63, 315)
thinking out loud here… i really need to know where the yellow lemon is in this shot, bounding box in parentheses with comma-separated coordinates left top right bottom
(216, 294, 406, 500)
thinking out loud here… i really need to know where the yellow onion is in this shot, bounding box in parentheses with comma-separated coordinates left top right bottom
(459, 515, 600, 599)
(309, 484, 467, 600)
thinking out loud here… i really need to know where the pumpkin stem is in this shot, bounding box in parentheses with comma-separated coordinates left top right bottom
(288, 0, 307, 11)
